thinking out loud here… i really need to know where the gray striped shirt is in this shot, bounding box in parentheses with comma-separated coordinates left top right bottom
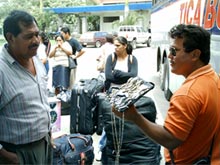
(0, 45, 51, 145)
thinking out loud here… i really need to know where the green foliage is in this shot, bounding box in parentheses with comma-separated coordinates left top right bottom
(0, 38, 5, 46)
(0, 0, 96, 33)
(123, 13, 140, 25)
(87, 15, 100, 31)
(112, 12, 143, 29)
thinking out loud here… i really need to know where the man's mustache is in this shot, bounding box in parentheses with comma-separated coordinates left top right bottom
(29, 44, 39, 49)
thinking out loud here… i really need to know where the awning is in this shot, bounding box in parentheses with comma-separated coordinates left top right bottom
(44, 2, 152, 14)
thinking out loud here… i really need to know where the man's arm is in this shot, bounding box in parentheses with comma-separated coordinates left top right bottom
(113, 104, 182, 150)
(74, 49, 85, 59)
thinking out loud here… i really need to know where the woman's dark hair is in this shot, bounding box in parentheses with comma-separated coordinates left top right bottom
(169, 24, 210, 64)
(55, 34, 64, 41)
(39, 31, 49, 43)
(39, 31, 51, 55)
(115, 36, 133, 54)
(3, 10, 38, 39)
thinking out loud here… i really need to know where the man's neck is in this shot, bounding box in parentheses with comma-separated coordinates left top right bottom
(67, 35, 72, 40)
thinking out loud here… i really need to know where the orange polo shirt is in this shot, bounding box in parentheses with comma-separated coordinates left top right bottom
(164, 64, 220, 164)
(210, 78, 220, 165)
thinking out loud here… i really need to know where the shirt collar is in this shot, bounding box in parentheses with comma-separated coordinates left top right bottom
(1, 44, 17, 65)
(185, 64, 213, 81)
(1, 44, 38, 69)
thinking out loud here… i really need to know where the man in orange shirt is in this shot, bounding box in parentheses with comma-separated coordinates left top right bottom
(113, 24, 220, 164)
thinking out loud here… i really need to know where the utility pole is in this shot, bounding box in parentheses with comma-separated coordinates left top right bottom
(39, 0, 43, 13)
(124, 0, 129, 19)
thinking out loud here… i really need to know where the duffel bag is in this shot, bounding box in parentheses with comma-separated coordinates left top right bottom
(52, 134, 94, 165)
(102, 96, 161, 164)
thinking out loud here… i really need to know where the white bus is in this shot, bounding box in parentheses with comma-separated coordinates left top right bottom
(151, 0, 220, 100)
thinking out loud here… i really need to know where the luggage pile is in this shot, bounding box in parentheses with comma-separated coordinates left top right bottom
(70, 78, 105, 135)
(52, 77, 105, 165)
(99, 95, 162, 164)
(52, 134, 94, 165)
(52, 76, 161, 165)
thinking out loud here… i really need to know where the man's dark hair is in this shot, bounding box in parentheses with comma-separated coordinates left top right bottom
(106, 34, 114, 44)
(3, 10, 37, 39)
(60, 27, 71, 35)
(169, 24, 210, 64)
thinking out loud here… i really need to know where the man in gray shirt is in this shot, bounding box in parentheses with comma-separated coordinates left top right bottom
(0, 10, 52, 164)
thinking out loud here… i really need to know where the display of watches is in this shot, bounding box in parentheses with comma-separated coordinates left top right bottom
(0, 144, 3, 150)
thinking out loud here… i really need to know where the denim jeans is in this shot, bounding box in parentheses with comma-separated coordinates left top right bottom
(98, 129, 106, 151)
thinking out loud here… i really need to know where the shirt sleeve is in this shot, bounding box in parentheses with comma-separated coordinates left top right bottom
(37, 44, 47, 59)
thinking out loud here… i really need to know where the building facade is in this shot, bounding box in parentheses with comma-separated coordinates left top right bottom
(46, 0, 152, 34)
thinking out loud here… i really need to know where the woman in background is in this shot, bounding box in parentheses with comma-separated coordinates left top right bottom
(98, 36, 138, 163)
(49, 34, 72, 95)
(41, 32, 51, 73)
(105, 36, 138, 91)
(37, 32, 49, 73)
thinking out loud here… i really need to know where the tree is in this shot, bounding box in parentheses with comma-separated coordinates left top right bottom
(87, 15, 100, 31)
(112, 12, 143, 29)
(0, 0, 96, 33)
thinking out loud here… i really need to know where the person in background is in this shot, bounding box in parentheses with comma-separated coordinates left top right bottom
(99, 36, 138, 163)
(37, 31, 49, 73)
(96, 34, 115, 73)
(43, 34, 51, 57)
(95, 33, 115, 161)
(105, 36, 138, 91)
(0, 10, 52, 164)
(40, 31, 51, 73)
(113, 24, 220, 164)
(60, 27, 85, 89)
(49, 34, 72, 95)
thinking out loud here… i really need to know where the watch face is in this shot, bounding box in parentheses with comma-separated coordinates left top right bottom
(50, 110, 58, 124)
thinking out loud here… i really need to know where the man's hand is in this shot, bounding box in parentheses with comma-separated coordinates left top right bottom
(71, 55, 76, 59)
(112, 104, 140, 122)
(0, 148, 19, 164)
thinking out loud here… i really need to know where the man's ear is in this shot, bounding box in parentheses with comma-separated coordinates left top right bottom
(5, 33, 14, 43)
(191, 49, 201, 60)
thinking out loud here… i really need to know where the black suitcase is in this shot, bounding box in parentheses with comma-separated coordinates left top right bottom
(95, 93, 107, 135)
(102, 96, 161, 165)
(70, 78, 104, 135)
(52, 133, 94, 165)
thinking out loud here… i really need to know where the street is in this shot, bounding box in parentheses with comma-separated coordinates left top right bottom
(58, 45, 169, 164)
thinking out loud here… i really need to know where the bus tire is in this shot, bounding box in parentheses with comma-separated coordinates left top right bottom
(164, 58, 172, 101)
(165, 87, 172, 101)
(160, 58, 166, 91)
(147, 37, 151, 47)
(131, 40, 137, 49)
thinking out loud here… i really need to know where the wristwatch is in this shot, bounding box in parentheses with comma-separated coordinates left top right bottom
(0, 144, 3, 150)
